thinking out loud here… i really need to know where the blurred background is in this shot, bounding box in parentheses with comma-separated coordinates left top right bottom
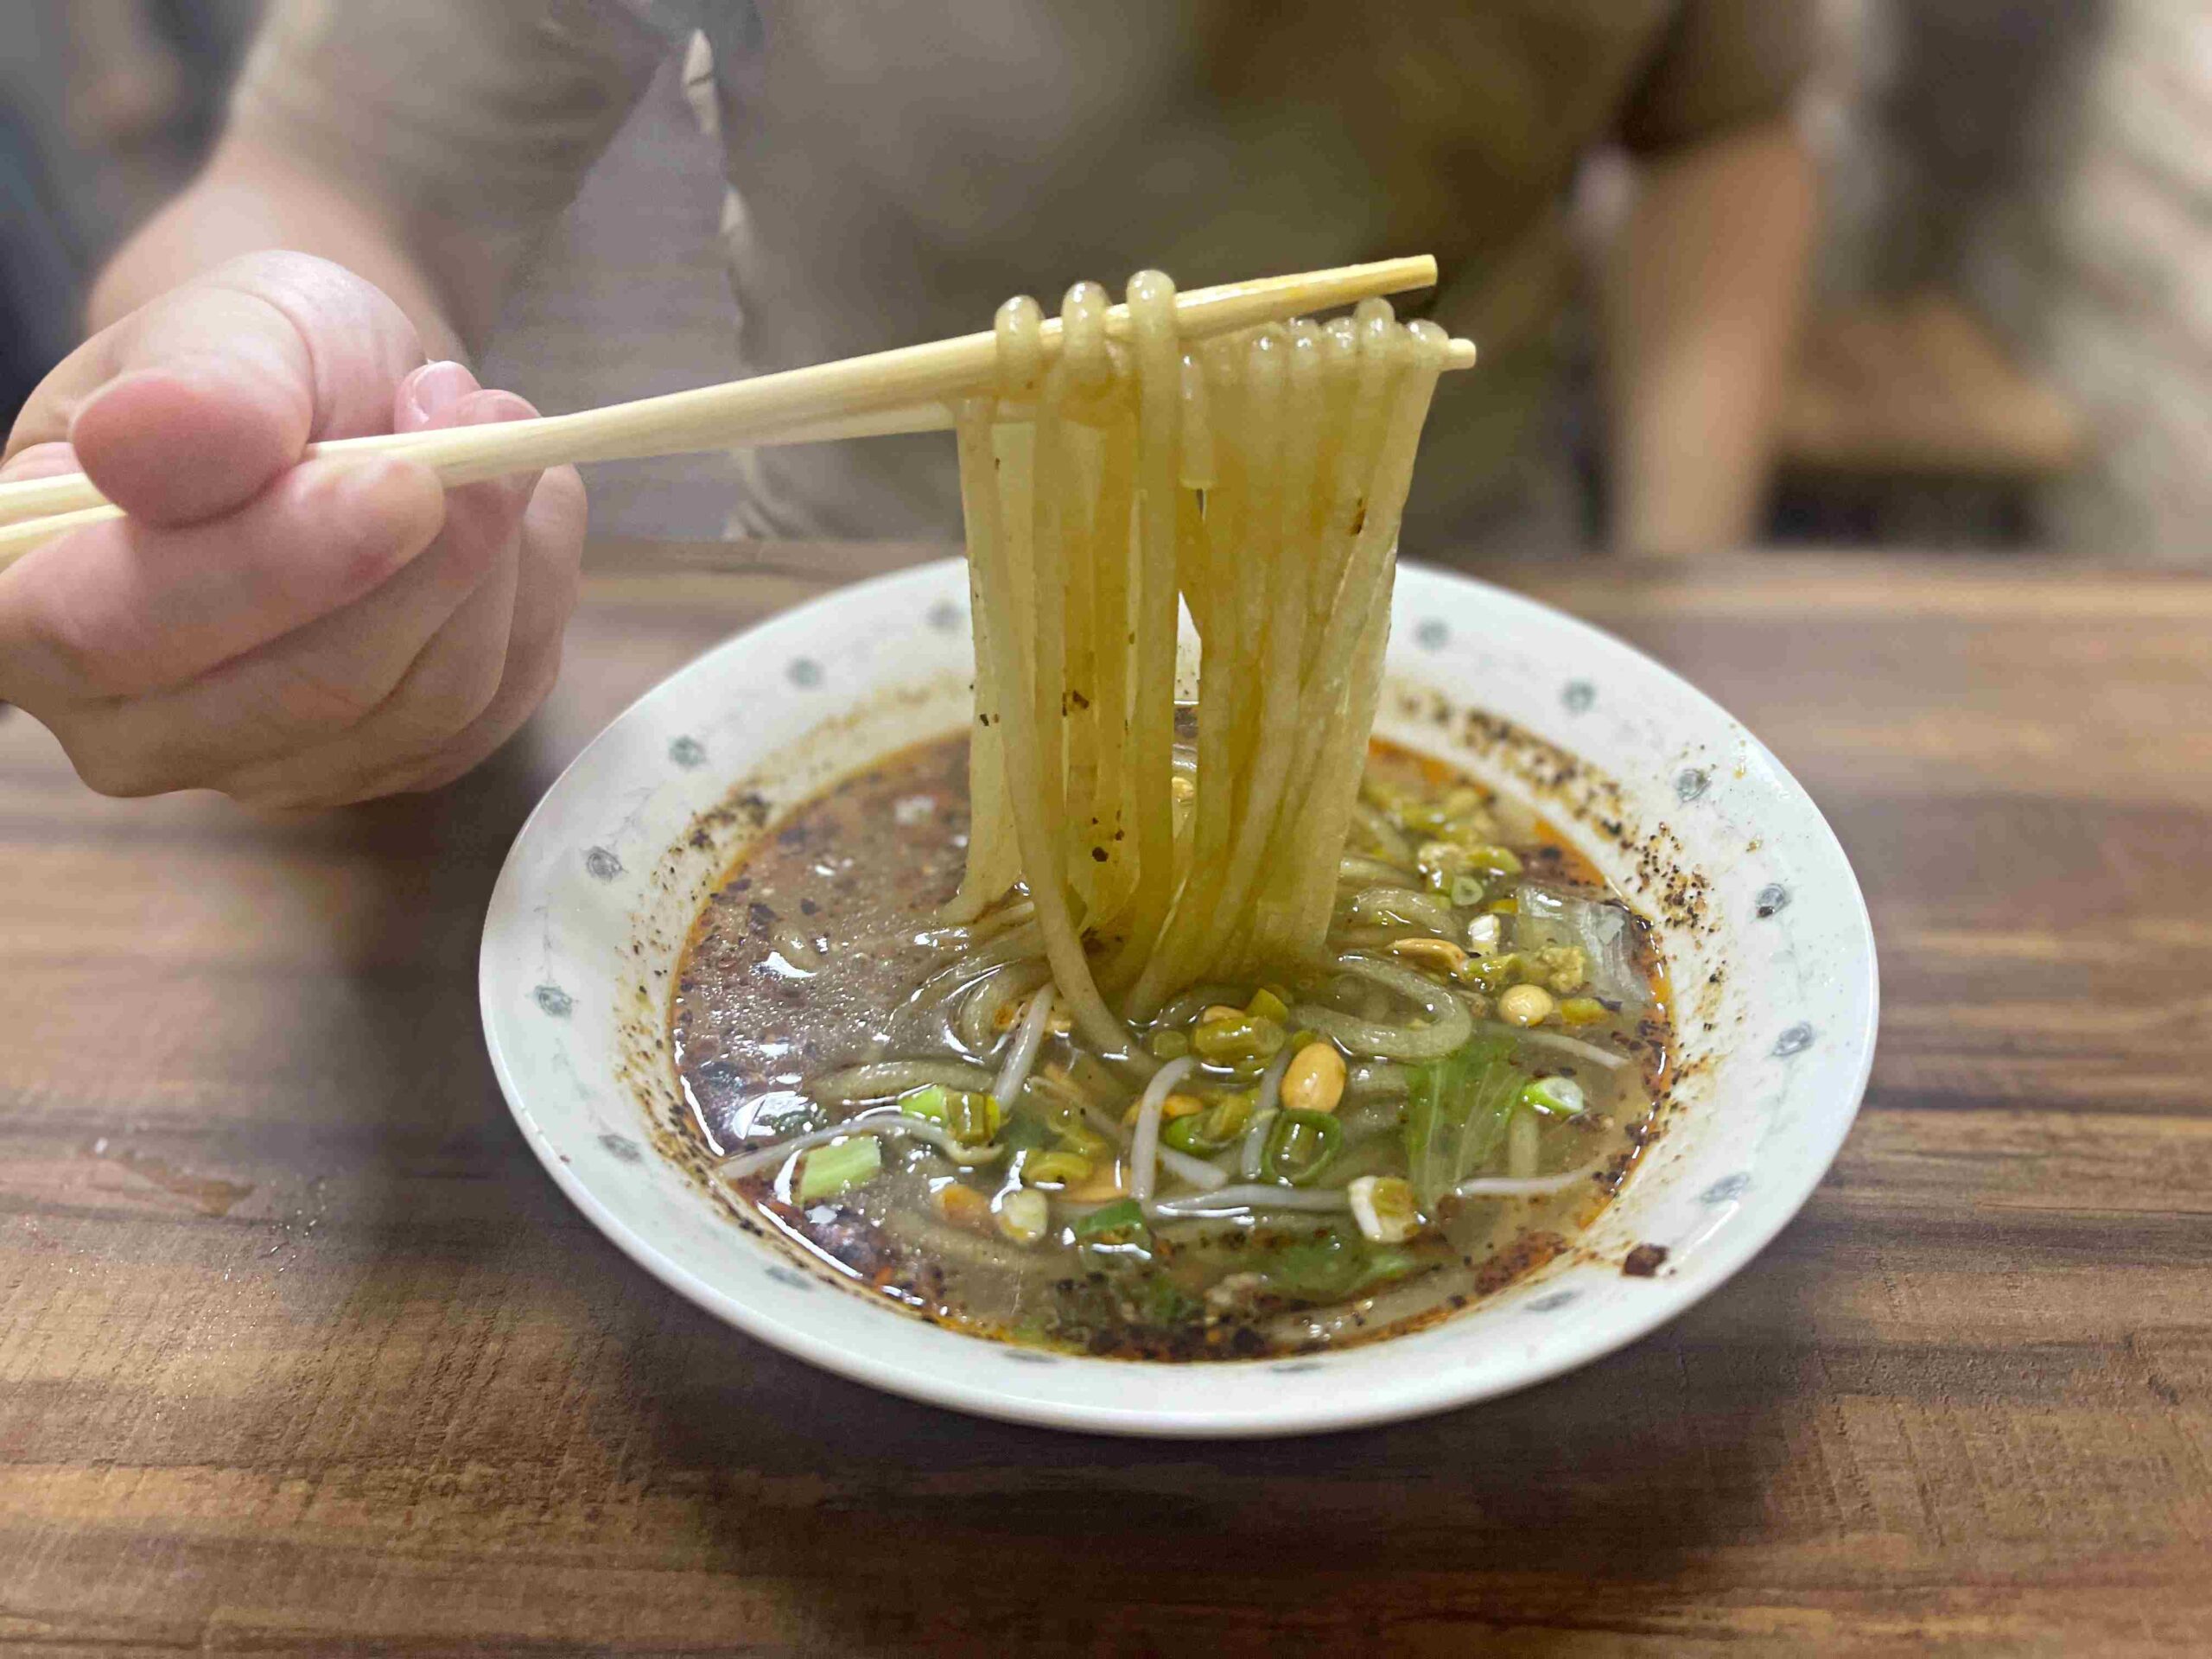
(3, 0, 2204, 558)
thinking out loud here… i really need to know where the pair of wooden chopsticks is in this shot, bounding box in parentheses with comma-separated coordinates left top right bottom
(0, 256, 1473, 569)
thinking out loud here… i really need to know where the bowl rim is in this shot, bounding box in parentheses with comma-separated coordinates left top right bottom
(480, 557, 1878, 1437)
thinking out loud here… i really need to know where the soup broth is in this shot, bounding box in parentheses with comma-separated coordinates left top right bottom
(671, 733, 1669, 1361)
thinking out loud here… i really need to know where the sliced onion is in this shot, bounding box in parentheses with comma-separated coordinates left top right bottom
(1293, 953, 1472, 1060)
(1128, 1055, 1195, 1205)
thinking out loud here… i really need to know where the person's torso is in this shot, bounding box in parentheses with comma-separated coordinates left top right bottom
(637, 0, 1681, 539)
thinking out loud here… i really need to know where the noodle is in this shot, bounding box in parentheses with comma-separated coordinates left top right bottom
(1292, 953, 1473, 1060)
(683, 275, 1680, 1359)
(944, 274, 1449, 1038)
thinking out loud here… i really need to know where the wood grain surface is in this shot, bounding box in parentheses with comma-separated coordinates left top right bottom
(3, 543, 2208, 1656)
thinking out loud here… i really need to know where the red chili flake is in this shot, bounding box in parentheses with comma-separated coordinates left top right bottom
(1622, 1243, 1669, 1278)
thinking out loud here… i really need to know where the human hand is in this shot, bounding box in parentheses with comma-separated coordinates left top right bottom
(0, 251, 587, 810)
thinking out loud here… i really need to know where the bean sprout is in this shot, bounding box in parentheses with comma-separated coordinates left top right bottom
(1239, 1107, 1280, 1181)
(1156, 1144, 1230, 1191)
(713, 1109, 1005, 1190)
(994, 985, 1058, 1109)
(1453, 1158, 1610, 1199)
(1128, 1056, 1195, 1205)
(808, 1060, 997, 1103)
(1491, 1025, 1631, 1071)
(1150, 1184, 1352, 1219)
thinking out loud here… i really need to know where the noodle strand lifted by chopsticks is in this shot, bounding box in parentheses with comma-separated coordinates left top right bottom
(950, 272, 1450, 1040)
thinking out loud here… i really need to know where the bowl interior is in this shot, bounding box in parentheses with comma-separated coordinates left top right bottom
(480, 558, 1876, 1437)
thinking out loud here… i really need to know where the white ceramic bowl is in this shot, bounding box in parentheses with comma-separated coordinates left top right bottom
(481, 559, 1877, 1437)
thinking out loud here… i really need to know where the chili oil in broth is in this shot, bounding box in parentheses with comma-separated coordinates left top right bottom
(671, 734, 1669, 1360)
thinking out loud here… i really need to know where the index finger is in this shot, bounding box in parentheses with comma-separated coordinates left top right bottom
(0, 455, 447, 702)
(9, 252, 424, 527)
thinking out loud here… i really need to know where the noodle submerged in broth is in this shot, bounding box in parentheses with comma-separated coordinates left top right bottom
(667, 272, 1671, 1359)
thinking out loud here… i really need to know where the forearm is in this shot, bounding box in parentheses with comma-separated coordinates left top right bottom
(1603, 118, 1815, 556)
(88, 136, 499, 359)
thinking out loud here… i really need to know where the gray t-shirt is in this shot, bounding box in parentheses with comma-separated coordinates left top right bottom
(234, 0, 1808, 543)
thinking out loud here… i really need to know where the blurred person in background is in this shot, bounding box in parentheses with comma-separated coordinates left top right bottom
(0, 1, 1815, 810)
(0, 2, 261, 423)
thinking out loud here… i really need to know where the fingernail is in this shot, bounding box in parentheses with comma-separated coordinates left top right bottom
(0, 441, 79, 483)
(454, 388, 539, 427)
(406, 360, 479, 425)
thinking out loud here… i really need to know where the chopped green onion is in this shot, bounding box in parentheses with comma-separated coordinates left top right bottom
(1022, 1149, 1094, 1185)
(899, 1084, 1001, 1146)
(1441, 786, 1487, 817)
(1191, 1013, 1287, 1067)
(1071, 1197, 1147, 1243)
(1459, 953, 1514, 994)
(1521, 1076, 1586, 1116)
(1059, 1125, 1112, 1159)
(994, 1187, 1050, 1246)
(1148, 1027, 1192, 1060)
(898, 1083, 948, 1120)
(1449, 874, 1487, 908)
(1262, 1109, 1344, 1186)
(1348, 1174, 1424, 1243)
(793, 1135, 881, 1204)
(1464, 844, 1524, 876)
(997, 1112, 1054, 1152)
(1038, 1100, 1109, 1158)
(1363, 1244, 1424, 1282)
(1140, 1276, 1201, 1325)
(1162, 1090, 1255, 1154)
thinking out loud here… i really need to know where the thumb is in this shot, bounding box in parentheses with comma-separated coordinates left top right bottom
(12, 252, 425, 527)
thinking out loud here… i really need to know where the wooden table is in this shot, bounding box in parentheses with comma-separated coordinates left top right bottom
(4, 544, 2208, 1656)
